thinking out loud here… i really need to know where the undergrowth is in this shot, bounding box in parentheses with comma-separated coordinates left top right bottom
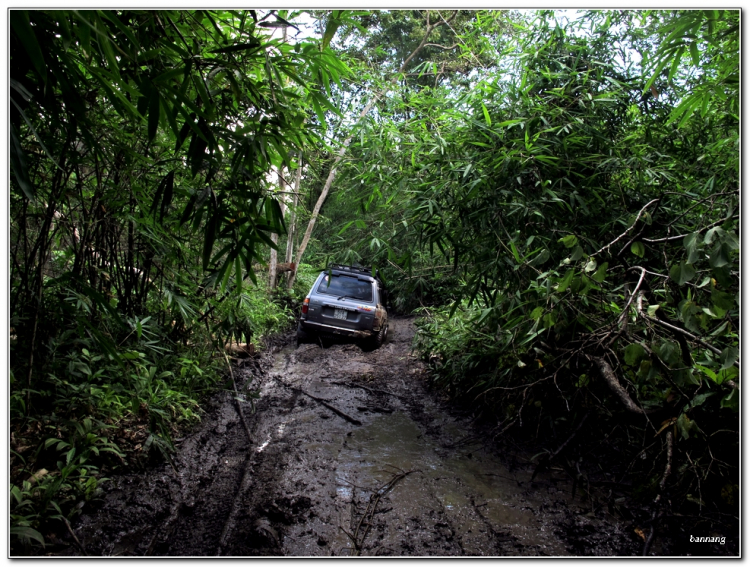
(10, 270, 310, 554)
(413, 302, 739, 551)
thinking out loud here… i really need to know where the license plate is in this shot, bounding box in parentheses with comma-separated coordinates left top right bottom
(333, 309, 348, 320)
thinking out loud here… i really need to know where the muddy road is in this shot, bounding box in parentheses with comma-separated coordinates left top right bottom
(67, 317, 643, 556)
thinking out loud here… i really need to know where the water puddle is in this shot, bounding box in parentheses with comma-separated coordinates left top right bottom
(326, 410, 567, 555)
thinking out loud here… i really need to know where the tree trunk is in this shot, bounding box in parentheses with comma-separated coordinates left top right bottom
(269, 25, 290, 291)
(288, 11, 457, 289)
(285, 159, 302, 289)
(269, 167, 286, 289)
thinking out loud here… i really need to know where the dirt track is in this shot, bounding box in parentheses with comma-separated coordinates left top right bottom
(66, 317, 643, 556)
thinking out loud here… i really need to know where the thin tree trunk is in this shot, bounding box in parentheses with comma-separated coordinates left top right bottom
(285, 158, 302, 289)
(268, 24, 290, 291)
(288, 11, 456, 288)
(268, 168, 286, 289)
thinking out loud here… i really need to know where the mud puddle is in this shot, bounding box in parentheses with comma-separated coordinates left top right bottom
(63, 317, 641, 556)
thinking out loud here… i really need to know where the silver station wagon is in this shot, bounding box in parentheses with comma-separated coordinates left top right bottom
(297, 264, 388, 348)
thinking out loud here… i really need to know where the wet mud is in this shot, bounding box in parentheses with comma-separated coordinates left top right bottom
(65, 317, 645, 556)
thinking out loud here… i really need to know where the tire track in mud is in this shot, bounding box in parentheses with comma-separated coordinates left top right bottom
(68, 317, 642, 557)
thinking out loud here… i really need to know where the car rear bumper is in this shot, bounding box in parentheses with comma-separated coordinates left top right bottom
(299, 319, 375, 339)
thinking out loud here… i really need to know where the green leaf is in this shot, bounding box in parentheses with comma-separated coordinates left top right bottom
(719, 346, 738, 370)
(708, 243, 730, 268)
(693, 364, 717, 383)
(711, 288, 735, 311)
(624, 343, 646, 366)
(321, 11, 343, 50)
(721, 230, 739, 251)
(683, 231, 701, 252)
(311, 96, 327, 130)
(631, 241, 645, 258)
(530, 306, 544, 320)
(508, 240, 521, 264)
(570, 245, 584, 262)
(557, 269, 575, 292)
(10, 95, 63, 172)
(10, 526, 45, 547)
(592, 262, 608, 283)
(676, 412, 696, 440)
(716, 366, 738, 386)
(669, 261, 696, 286)
(656, 340, 680, 367)
(529, 249, 550, 267)
(689, 42, 700, 66)
(683, 392, 715, 412)
(720, 389, 739, 412)
(481, 102, 492, 126)
(704, 226, 723, 245)
(558, 234, 578, 248)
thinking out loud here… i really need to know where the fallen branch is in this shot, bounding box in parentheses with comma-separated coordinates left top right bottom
(291, 387, 362, 426)
(212, 353, 260, 556)
(63, 517, 87, 556)
(217, 449, 258, 555)
(591, 356, 651, 415)
(221, 350, 254, 443)
(493, 418, 517, 441)
(151, 352, 254, 557)
(343, 468, 418, 555)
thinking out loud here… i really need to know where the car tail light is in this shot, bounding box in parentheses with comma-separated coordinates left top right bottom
(301, 298, 309, 314)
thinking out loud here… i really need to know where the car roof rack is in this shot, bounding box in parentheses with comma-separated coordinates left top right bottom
(327, 263, 381, 281)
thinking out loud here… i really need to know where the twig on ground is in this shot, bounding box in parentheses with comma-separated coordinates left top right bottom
(63, 517, 87, 556)
(344, 468, 418, 555)
(291, 386, 362, 426)
(221, 349, 253, 443)
(493, 418, 517, 441)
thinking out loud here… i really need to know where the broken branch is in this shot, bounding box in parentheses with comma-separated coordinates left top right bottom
(591, 356, 651, 415)
(292, 387, 362, 426)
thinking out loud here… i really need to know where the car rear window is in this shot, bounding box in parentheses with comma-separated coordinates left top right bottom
(317, 274, 373, 302)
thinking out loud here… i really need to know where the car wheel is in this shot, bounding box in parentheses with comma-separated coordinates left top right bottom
(371, 324, 388, 349)
(296, 322, 311, 346)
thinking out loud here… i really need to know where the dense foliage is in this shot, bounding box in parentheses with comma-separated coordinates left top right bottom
(317, 9, 739, 548)
(9, 9, 339, 550)
(10, 8, 738, 554)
